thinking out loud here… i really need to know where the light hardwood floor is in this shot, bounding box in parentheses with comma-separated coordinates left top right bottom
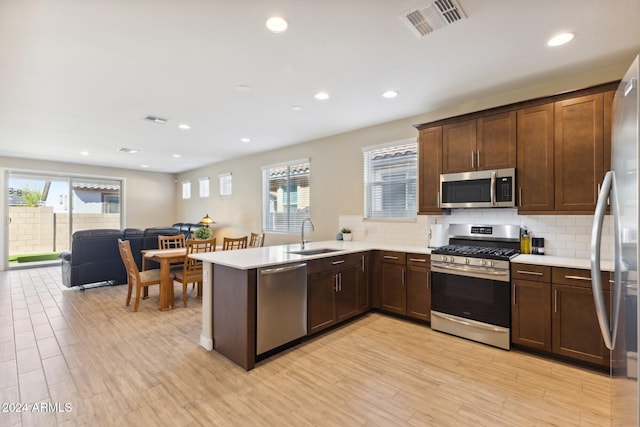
(1, 266, 610, 426)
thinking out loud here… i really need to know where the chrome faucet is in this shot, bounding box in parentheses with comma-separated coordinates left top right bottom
(301, 218, 315, 249)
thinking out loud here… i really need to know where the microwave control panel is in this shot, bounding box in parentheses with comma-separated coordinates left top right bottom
(496, 176, 513, 202)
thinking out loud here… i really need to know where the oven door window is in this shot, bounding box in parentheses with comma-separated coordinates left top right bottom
(431, 272, 510, 328)
(441, 178, 491, 204)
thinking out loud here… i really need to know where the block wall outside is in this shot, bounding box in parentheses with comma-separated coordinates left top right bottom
(8, 207, 120, 255)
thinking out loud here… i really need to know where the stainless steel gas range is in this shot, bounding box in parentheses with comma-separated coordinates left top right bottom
(430, 224, 520, 350)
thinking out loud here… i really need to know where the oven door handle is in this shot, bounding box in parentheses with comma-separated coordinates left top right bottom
(431, 311, 508, 333)
(432, 263, 509, 277)
(490, 170, 497, 206)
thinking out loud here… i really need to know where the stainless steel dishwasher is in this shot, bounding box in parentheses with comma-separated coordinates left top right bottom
(256, 262, 307, 355)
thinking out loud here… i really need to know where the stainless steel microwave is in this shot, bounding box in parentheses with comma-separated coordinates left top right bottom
(440, 168, 516, 208)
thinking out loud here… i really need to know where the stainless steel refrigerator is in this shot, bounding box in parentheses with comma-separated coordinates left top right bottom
(592, 54, 639, 426)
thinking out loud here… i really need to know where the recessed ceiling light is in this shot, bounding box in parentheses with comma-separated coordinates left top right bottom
(178, 123, 191, 130)
(236, 84, 251, 92)
(172, 154, 182, 158)
(314, 92, 330, 101)
(241, 138, 251, 143)
(80, 151, 89, 156)
(266, 16, 288, 33)
(292, 105, 303, 111)
(382, 90, 398, 98)
(547, 32, 574, 47)
(141, 165, 149, 168)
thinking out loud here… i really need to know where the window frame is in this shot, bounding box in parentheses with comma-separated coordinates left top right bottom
(363, 139, 417, 221)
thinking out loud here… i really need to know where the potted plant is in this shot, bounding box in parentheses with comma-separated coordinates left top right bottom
(341, 227, 352, 241)
(194, 227, 212, 240)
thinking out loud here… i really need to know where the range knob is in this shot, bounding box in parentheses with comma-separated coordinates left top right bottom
(465, 258, 470, 265)
(490, 261, 495, 267)
(482, 260, 487, 266)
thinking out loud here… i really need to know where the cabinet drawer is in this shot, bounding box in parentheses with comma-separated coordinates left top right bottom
(377, 251, 406, 265)
(511, 263, 551, 282)
(552, 267, 611, 290)
(307, 252, 362, 274)
(406, 253, 430, 269)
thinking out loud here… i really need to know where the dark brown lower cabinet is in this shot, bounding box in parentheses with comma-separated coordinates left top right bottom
(552, 284, 611, 366)
(511, 264, 611, 368)
(307, 252, 369, 335)
(377, 252, 430, 321)
(512, 278, 551, 351)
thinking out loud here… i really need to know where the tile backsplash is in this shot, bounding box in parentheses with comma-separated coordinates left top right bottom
(339, 208, 613, 260)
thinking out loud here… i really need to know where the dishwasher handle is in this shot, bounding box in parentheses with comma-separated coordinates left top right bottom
(260, 263, 307, 275)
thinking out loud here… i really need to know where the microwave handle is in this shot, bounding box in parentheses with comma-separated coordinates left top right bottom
(490, 170, 496, 206)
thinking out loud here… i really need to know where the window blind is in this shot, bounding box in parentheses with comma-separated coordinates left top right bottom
(262, 159, 311, 232)
(363, 141, 417, 220)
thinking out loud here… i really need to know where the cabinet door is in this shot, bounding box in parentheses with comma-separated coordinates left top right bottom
(307, 271, 336, 335)
(406, 264, 430, 321)
(517, 103, 555, 212)
(442, 119, 476, 173)
(554, 94, 605, 212)
(418, 126, 443, 213)
(552, 284, 610, 367)
(379, 262, 406, 315)
(476, 111, 516, 170)
(335, 264, 360, 323)
(511, 279, 551, 351)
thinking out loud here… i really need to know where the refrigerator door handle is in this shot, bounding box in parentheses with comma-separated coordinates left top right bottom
(590, 171, 621, 350)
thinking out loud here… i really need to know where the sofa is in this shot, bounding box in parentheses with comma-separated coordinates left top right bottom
(60, 224, 202, 288)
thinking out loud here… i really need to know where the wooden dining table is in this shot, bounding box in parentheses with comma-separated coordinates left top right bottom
(142, 248, 186, 311)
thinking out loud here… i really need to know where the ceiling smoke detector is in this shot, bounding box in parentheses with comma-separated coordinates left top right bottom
(402, 0, 466, 37)
(144, 115, 167, 124)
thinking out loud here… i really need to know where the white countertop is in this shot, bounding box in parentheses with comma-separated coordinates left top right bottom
(190, 240, 431, 270)
(191, 240, 615, 272)
(513, 254, 615, 272)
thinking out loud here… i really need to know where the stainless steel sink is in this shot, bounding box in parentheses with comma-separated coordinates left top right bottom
(288, 248, 341, 256)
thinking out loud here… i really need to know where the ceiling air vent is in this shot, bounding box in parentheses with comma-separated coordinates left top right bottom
(402, 0, 466, 37)
(144, 115, 167, 124)
(117, 147, 140, 154)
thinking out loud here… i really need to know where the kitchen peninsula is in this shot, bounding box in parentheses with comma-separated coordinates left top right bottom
(191, 240, 429, 370)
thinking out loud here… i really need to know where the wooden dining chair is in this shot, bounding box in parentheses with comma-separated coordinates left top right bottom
(158, 234, 186, 270)
(118, 239, 170, 312)
(249, 232, 265, 248)
(158, 234, 185, 249)
(173, 237, 216, 305)
(222, 236, 248, 250)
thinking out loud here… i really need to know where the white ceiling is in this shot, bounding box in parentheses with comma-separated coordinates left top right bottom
(1, 0, 639, 174)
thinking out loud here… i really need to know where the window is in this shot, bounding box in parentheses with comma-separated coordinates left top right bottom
(363, 140, 417, 220)
(262, 159, 310, 232)
(199, 177, 210, 198)
(219, 173, 232, 196)
(182, 181, 191, 199)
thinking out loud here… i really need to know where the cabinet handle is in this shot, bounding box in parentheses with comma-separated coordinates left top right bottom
(334, 274, 339, 292)
(477, 150, 480, 169)
(384, 255, 399, 260)
(437, 191, 440, 208)
(512, 283, 516, 305)
(516, 270, 543, 276)
(564, 275, 591, 281)
(361, 255, 365, 272)
(554, 289, 558, 313)
(332, 260, 345, 265)
(339, 272, 342, 292)
(471, 150, 475, 168)
(408, 258, 427, 263)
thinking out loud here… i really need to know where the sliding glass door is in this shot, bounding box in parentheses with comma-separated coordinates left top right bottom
(7, 172, 122, 268)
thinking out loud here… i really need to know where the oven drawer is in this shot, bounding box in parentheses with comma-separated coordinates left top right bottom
(552, 267, 611, 290)
(511, 263, 551, 283)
